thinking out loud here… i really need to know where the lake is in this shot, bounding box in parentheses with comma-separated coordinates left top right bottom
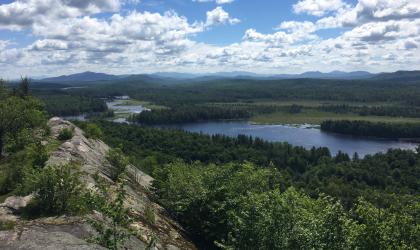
(163, 121, 418, 157)
(62, 98, 418, 157)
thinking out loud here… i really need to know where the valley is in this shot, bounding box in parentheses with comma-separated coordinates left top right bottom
(1, 0, 420, 249)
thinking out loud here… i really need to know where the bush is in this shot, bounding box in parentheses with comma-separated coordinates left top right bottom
(107, 148, 129, 181)
(0, 220, 16, 231)
(85, 123, 103, 139)
(27, 164, 86, 216)
(58, 128, 73, 141)
(89, 175, 131, 250)
(144, 205, 156, 225)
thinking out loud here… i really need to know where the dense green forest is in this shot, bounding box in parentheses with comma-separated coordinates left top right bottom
(39, 94, 107, 116)
(129, 104, 286, 124)
(2, 78, 420, 249)
(67, 78, 420, 106)
(321, 120, 420, 138)
(320, 104, 420, 118)
(32, 77, 420, 132)
(80, 120, 420, 249)
(30, 88, 108, 116)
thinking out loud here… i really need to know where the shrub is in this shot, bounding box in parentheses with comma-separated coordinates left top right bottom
(0, 220, 16, 231)
(26, 164, 86, 216)
(107, 148, 129, 181)
(89, 175, 131, 250)
(58, 128, 73, 141)
(144, 205, 156, 225)
(85, 123, 103, 139)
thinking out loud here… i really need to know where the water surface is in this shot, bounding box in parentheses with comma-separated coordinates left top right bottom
(164, 121, 418, 157)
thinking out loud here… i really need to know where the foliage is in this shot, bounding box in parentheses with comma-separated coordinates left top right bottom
(321, 120, 420, 138)
(107, 148, 129, 181)
(0, 220, 16, 231)
(0, 95, 46, 157)
(0, 138, 49, 195)
(19, 77, 30, 97)
(26, 164, 87, 216)
(144, 205, 156, 225)
(88, 175, 131, 250)
(130, 105, 252, 124)
(84, 123, 103, 139)
(90, 121, 420, 207)
(36, 93, 108, 116)
(320, 104, 420, 118)
(154, 161, 420, 249)
(57, 128, 73, 141)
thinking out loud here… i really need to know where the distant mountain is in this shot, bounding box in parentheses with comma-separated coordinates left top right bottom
(272, 71, 374, 80)
(150, 72, 199, 79)
(373, 70, 420, 82)
(37, 70, 420, 83)
(41, 71, 120, 82)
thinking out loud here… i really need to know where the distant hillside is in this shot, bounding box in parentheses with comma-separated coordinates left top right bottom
(272, 71, 374, 80)
(37, 70, 420, 83)
(41, 71, 120, 82)
(374, 70, 420, 82)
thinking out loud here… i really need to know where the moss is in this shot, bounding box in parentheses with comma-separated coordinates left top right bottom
(0, 220, 16, 231)
(58, 128, 73, 141)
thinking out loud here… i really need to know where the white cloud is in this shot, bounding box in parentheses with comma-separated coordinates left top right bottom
(316, 0, 420, 28)
(0, 0, 120, 30)
(193, 0, 235, 4)
(0, 40, 10, 50)
(205, 7, 240, 26)
(293, 0, 348, 16)
(1, 0, 420, 78)
(277, 21, 316, 33)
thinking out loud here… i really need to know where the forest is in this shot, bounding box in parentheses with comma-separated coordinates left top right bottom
(28, 77, 420, 136)
(321, 120, 420, 138)
(79, 120, 420, 249)
(1, 78, 420, 249)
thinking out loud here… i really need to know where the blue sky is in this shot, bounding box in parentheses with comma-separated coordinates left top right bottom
(0, 0, 419, 78)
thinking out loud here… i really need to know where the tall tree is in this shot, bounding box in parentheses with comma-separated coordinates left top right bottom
(0, 79, 6, 99)
(19, 77, 30, 97)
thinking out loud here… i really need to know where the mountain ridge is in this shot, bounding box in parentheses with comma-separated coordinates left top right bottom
(36, 70, 420, 83)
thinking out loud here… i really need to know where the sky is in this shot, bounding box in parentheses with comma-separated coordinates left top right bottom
(0, 0, 419, 78)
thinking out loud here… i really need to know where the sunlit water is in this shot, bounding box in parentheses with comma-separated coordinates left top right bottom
(163, 121, 418, 157)
(61, 98, 418, 157)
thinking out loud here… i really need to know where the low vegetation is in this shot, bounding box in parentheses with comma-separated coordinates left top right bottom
(57, 128, 73, 141)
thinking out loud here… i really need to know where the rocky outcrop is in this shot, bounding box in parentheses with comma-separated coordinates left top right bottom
(0, 117, 196, 250)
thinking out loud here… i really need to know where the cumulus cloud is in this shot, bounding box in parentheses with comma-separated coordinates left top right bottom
(315, 0, 420, 28)
(0, 0, 420, 77)
(293, 0, 348, 16)
(205, 7, 240, 26)
(0, 0, 120, 30)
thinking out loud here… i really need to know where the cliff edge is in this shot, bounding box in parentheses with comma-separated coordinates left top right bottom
(0, 117, 196, 250)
